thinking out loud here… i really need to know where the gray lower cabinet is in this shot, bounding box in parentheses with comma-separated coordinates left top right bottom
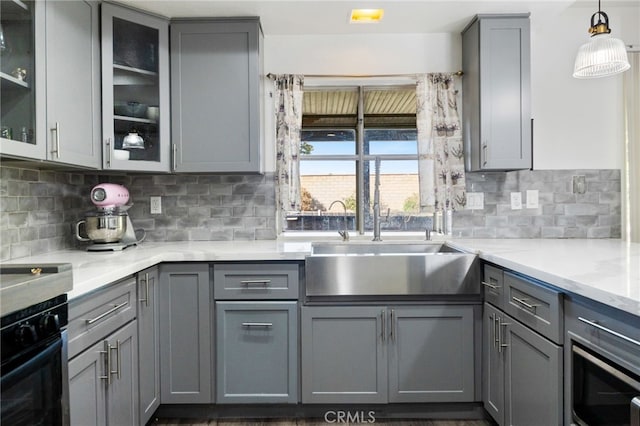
(388, 306, 475, 403)
(159, 263, 212, 404)
(170, 18, 264, 173)
(483, 303, 563, 426)
(462, 14, 531, 171)
(45, 0, 101, 168)
(68, 320, 139, 426)
(301, 305, 475, 404)
(215, 301, 298, 403)
(137, 267, 160, 425)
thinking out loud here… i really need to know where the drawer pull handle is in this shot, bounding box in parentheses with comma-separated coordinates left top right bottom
(512, 296, 539, 311)
(85, 301, 128, 325)
(482, 281, 501, 290)
(578, 317, 640, 347)
(241, 322, 273, 327)
(241, 279, 271, 286)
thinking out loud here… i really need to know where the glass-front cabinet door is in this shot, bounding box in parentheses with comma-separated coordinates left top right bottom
(101, 3, 170, 172)
(0, 0, 45, 160)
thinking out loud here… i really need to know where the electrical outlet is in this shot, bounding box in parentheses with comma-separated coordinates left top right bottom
(467, 192, 484, 210)
(510, 192, 522, 210)
(150, 196, 162, 214)
(573, 175, 586, 194)
(526, 190, 539, 209)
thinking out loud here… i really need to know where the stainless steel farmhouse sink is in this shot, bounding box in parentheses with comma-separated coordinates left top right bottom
(310, 241, 453, 255)
(305, 242, 480, 297)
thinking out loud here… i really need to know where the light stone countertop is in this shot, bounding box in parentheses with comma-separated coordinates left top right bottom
(2, 238, 639, 317)
(447, 239, 640, 316)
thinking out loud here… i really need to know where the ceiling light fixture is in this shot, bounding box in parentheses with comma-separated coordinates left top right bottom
(350, 9, 384, 24)
(573, 0, 630, 78)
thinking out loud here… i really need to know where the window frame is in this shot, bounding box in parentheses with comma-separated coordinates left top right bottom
(297, 83, 420, 235)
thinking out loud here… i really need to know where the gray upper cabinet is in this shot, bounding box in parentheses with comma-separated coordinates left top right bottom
(171, 18, 264, 173)
(1, 0, 100, 168)
(462, 14, 532, 171)
(301, 305, 476, 405)
(45, 0, 101, 168)
(101, 3, 171, 172)
(136, 267, 160, 425)
(0, 0, 44, 160)
(216, 301, 298, 404)
(159, 263, 212, 404)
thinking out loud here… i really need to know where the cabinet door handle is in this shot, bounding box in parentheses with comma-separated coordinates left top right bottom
(489, 314, 496, 348)
(241, 322, 273, 327)
(139, 273, 150, 307)
(85, 301, 128, 325)
(482, 281, 500, 290)
(109, 340, 121, 380)
(172, 143, 177, 171)
(240, 279, 271, 286)
(106, 138, 112, 168)
(512, 296, 540, 311)
(50, 122, 60, 159)
(381, 310, 386, 342)
(390, 309, 395, 341)
(631, 397, 640, 425)
(578, 317, 640, 347)
(499, 318, 510, 353)
(482, 143, 488, 167)
(99, 341, 110, 385)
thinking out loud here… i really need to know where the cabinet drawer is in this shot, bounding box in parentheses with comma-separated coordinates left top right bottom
(565, 298, 640, 376)
(483, 264, 504, 309)
(213, 263, 299, 300)
(68, 277, 136, 359)
(503, 272, 563, 344)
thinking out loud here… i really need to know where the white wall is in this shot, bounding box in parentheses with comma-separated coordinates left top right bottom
(262, 5, 639, 172)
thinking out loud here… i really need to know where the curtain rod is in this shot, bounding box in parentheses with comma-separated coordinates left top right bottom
(266, 71, 463, 79)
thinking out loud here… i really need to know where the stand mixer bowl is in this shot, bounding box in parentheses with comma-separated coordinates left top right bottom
(76, 211, 128, 243)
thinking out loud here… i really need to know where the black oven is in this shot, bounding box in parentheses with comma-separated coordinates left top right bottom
(1, 294, 69, 426)
(573, 343, 640, 426)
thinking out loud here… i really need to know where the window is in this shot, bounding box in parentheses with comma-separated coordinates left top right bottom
(285, 85, 429, 233)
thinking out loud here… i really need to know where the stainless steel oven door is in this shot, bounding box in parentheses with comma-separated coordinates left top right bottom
(0, 330, 69, 426)
(573, 344, 640, 426)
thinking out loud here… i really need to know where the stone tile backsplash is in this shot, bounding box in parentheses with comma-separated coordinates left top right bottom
(0, 165, 276, 261)
(453, 169, 621, 239)
(0, 164, 621, 261)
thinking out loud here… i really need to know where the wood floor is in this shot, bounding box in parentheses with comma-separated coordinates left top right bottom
(152, 419, 493, 426)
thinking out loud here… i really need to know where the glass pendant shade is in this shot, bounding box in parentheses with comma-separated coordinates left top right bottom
(574, 33, 631, 78)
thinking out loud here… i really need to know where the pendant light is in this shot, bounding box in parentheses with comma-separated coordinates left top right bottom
(573, 0, 630, 79)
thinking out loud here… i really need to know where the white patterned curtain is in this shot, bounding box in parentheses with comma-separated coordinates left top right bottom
(416, 73, 466, 213)
(273, 74, 304, 232)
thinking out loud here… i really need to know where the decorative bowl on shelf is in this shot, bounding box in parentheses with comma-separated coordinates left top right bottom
(114, 101, 147, 118)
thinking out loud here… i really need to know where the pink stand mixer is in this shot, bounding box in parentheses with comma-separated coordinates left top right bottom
(76, 183, 145, 251)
